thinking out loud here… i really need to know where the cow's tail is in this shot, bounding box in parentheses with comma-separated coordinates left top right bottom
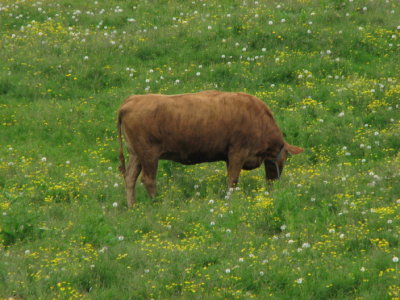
(117, 109, 126, 176)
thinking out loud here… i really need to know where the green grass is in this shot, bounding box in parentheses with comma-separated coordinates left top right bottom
(1, 0, 400, 299)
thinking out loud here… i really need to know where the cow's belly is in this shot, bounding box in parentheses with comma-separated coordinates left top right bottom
(160, 151, 227, 165)
(242, 156, 263, 170)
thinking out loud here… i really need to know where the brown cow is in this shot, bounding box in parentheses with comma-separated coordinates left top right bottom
(117, 90, 303, 207)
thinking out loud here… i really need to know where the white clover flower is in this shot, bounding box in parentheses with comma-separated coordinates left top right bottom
(268, 21, 273, 25)
(302, 242, 311, 248)
(99, 247, 108, 253)
(112, 202, 118, 208)
(118, 235, 124, 241)
(296, 278, 303, 284)
(239, 258, 244, 262)
(225, 268, 231, 274)
(392, 257, 399, 263)
(360, 267, 366, 272)
(113, 183, 119, 188)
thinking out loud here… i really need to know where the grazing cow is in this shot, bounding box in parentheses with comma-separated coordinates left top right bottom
(117, 90, 303, 207)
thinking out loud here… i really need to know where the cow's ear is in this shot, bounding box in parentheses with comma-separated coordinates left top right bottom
(284, 142, 304, 155)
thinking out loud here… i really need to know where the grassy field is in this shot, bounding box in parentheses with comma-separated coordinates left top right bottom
(1, 0, 400, 298)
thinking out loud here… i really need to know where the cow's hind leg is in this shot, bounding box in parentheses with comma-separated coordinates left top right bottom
(140, 156, 158, 198)
(125, 151, 142, 208)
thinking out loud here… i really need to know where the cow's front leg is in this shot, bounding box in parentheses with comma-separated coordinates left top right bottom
(226, 153, 244, 189)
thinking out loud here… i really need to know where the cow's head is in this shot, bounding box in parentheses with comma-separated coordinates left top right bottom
(264, 142, 303, 180)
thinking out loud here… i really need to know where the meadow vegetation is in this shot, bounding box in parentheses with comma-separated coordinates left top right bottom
(1, 0, 400, 298)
